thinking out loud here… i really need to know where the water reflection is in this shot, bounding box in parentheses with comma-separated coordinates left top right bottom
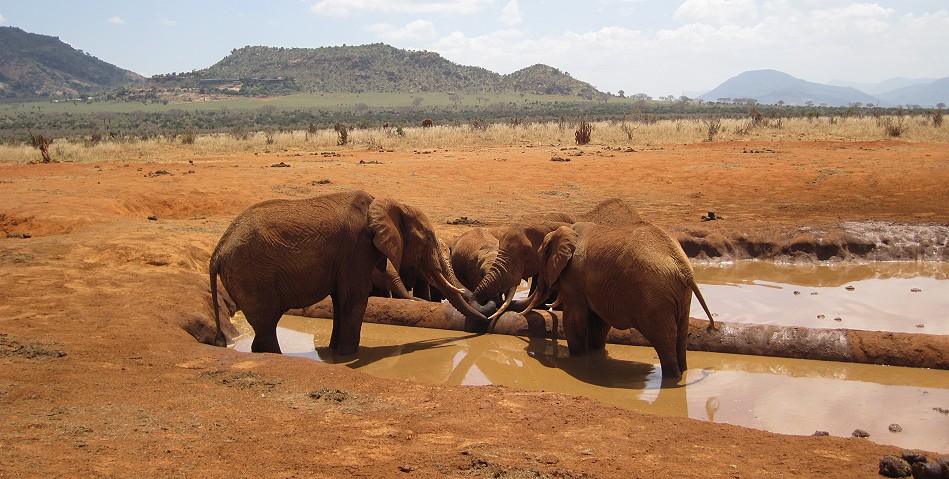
(234, 315, 949, 453)
(692, 261, 949, 334)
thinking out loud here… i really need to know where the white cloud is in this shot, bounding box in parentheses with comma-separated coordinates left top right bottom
(0, 13, 6, 25)
(501, 0, 521, 26)
(108, 16, 127, 25)
(311, 0, 493, 17)
(157, 15, 177, 27)
(674, 0, 759, 25)
(366, 19, 437, 41)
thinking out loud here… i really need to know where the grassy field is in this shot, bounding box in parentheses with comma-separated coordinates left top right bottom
(2, 114, 945, 165)
(0, 91, 595, 114)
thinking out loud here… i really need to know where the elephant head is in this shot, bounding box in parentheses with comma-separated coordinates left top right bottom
(472, 200, 640, 320)
(449, 227, 499, 293)
(521, 225, 578, 313)
(472, 217, 575, 315)
(368, 197, 493, 320)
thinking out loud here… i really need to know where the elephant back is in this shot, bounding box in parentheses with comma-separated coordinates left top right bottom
(578, 198, 643, 226)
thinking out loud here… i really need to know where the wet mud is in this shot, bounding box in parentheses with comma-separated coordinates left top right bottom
(675, 221, 949, 262)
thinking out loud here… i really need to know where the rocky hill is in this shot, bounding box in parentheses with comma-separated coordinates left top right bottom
(148, 44, 599, 96)
(0, 26, 144, 99)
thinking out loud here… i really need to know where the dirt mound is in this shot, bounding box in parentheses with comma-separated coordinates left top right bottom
(675, 222, 949, 262)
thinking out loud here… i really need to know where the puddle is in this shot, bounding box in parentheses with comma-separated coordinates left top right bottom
(692, 261, 949, 334)
(236, 316, 949, 453)
(233, 261, 949, 453)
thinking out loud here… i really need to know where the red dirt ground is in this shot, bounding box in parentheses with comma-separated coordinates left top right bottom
(1, 140, 947, 478)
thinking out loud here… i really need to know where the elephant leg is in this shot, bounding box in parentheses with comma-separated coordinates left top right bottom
(656, 345, 682, 379)
(588, 312, 610, 351)
(329, 292, 369, 355)
(641, 307, 683, 379)
(676, 298, 692, 374)
(245, 306, 283, 354)
(563, 305, 591, 356)
(654, 323, 683, 379)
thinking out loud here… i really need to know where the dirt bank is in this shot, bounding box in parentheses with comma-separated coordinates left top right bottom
(1, 140, 948, 478)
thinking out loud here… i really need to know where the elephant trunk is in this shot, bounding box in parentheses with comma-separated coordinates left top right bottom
(474, 251, 519, 304)
(383, 260, 415, 300)
(430, 270, 489, 321)
(426, 244, 492, 321)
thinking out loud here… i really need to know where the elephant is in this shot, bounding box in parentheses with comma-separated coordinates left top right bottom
(209, 190, 493, 354)
(449, 227, 499, 294)
(520, 221, 717, 379)
(474, 198, 643, 318)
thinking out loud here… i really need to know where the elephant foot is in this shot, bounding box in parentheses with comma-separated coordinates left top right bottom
(330, 343, 359, 356)
(659, 365, 683, 380)
(251, 334, 282, 354)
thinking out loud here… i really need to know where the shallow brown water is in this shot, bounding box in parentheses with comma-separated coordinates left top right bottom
(233, 261, 949, 453)
(235, 315, 949, 453)
(692, 261, 949, 334)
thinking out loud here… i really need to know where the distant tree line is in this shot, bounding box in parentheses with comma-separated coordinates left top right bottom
(0, 98, 932, 144)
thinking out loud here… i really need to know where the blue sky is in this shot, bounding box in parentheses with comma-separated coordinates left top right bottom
(2, 1, 947, 97)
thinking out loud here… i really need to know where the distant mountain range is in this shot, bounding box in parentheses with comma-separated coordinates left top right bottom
(1, 26, 945, 108)
(0, 27, 143, 99)
(698, 69, 947, 107)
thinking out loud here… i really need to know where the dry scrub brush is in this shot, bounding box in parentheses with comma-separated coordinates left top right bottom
(2, 115, 947, 164)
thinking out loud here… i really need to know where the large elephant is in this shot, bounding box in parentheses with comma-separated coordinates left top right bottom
(209, 190, 492, 354)
(473, 198, 643, 317)
(521, 222, 717, 379)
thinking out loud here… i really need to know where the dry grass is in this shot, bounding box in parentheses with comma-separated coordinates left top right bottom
(2, 114, 946, 164)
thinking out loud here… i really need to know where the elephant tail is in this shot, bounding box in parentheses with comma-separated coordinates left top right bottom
(209, 255, 227, 347)
(688, 275, 718, 332)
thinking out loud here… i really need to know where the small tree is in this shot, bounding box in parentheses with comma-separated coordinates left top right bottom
(702, 118, 722, 142)
(334, 122, 348, 145)
(575, 119, 592, 145)
(28, 129, 53, 163)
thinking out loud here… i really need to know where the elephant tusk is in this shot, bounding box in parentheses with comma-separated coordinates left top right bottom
(486, 286, 518, 323)
(549, 294, 562, 309)
(519, 287, 545, 315)
(428, 270, 465, 296)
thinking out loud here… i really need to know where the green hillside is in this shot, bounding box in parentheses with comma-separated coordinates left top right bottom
(0, 26, 144, 99)
(147, 44, 599, 97)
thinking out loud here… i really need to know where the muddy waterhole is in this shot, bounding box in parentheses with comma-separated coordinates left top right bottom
(234, 261, 949, 453)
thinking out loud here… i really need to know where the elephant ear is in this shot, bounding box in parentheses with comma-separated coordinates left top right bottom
(369, 197, 405, 271)
(544, 226, 577, 285)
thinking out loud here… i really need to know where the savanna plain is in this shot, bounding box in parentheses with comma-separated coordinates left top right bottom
(1, 115, 948, 478)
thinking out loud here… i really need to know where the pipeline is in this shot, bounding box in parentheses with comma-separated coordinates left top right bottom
(289, 298, 949, 370)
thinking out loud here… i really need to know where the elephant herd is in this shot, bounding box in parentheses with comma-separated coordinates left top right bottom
(210, 190, 717, 379)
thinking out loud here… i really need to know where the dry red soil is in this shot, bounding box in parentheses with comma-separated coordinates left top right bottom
(1, 140, 947, 478)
